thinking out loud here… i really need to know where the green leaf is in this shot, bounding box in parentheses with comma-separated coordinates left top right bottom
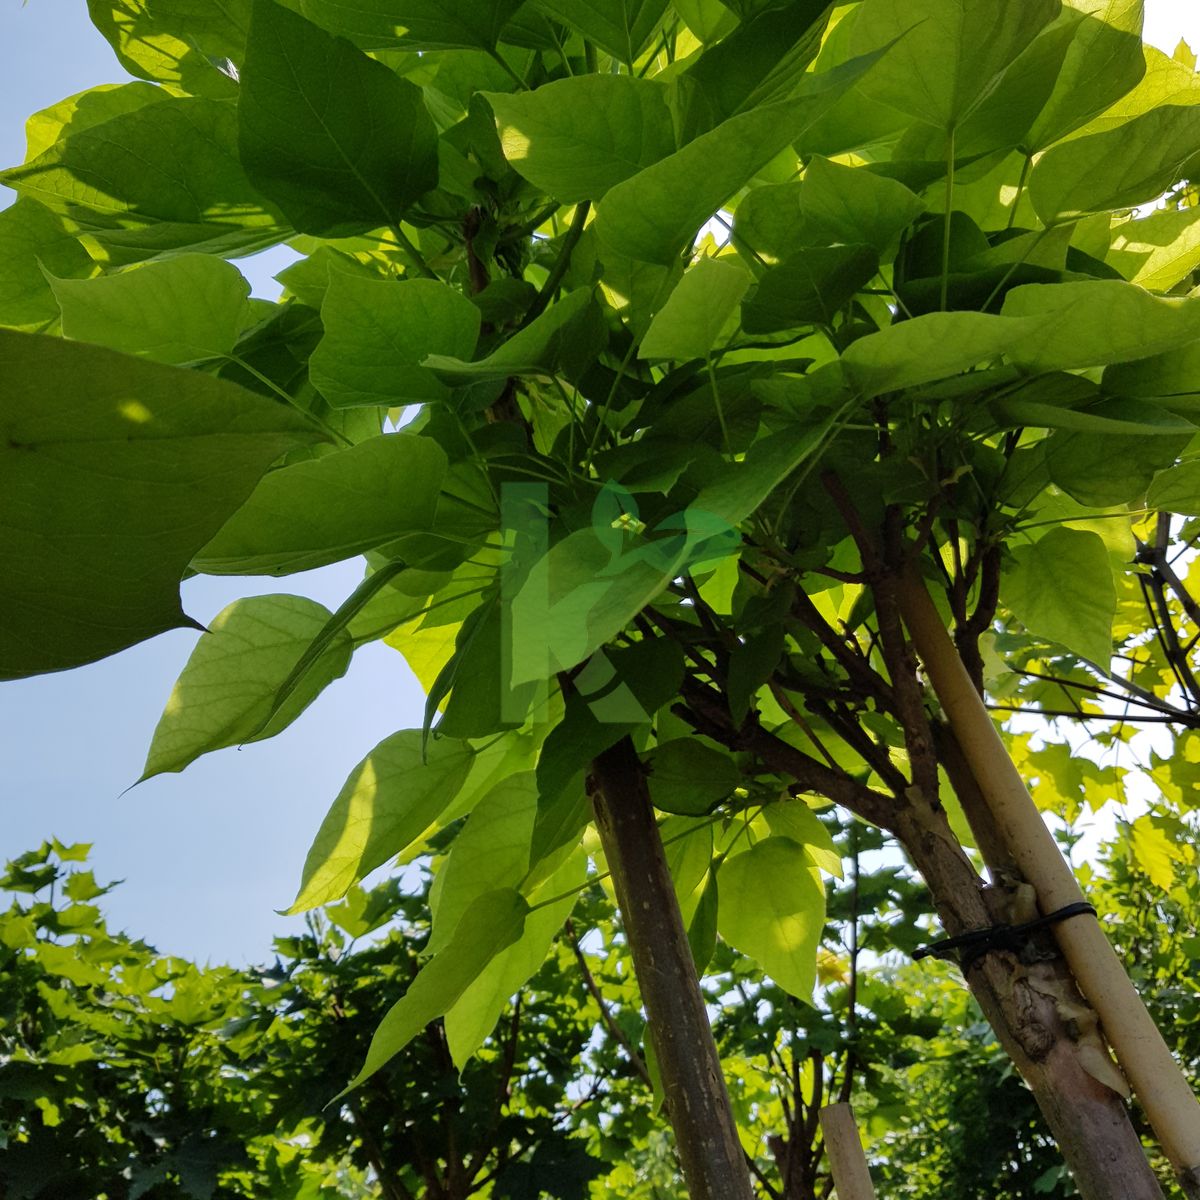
(673, 0, 736, 42)
(1023, 0, 1147, 151)
(436, 593, 540, 738)
(841, 312, 1030, 399)
(423, 288, 593, 383)
(996, 396, 1194, 436)
(799, 156, 925, 254)
(1107, 205, 1200, 294)
(509, 519, 730, 687)
(1029, 105, 1200, 223)
(1105, 342, 1200, 400)
(647, 739, 739, 815)
(536, 636, 685, 805)
(1046, 427, 1189, 506)
(716, 835, 825, 999)
(310, 273, 481, 408)
(276, 245, 377, 308)
(0, 330, 314, 680)
(23, 82, 171, 161)
(686, 869, 719, 973)
(0, 199, 96, 333)
(86, 0, 249, 97)
(692, 420, 834, 528)
(530, 0, 668, 65)
(290, 729, 476, 911)
(194, 435, 447, 575)
(1148, 462, 1200, 516)
(342, 888, 529, 1092)
(142, 594, 352, 779)
(727, 625, 786, 724)
(639, 258, 751, 360)
(742, 244, 877, 333)
(429, 773, 538, 953)
(0, 98, 286, 264)
(675, 0, 832, 136)
(445, 846, 586, 1066)
(287, 0, 526, 48)
(238, 0, 439, 236)
(663, 817, 714, 913)
(763, 799, 842, 878)
(594, 49, 882, 264)
(847, 0, 1060, 129)
(1128, 816, 1176, 891)
(1002, 527, 1116, 666)
(485, 77, 675, 205)
(259, 565, 413, 738)
(50, 254, 252, 365)
(1004, 282, 1200, 372)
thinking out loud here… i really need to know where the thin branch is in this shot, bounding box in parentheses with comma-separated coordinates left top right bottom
(565, 919, 653, 1089)
(677, 681, 899, 832)
(988, 705, 1191, 724)
(1016, 669, 1191, 718)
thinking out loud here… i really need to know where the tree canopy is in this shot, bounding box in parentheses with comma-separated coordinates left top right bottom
(3, 1, 1200, 1197)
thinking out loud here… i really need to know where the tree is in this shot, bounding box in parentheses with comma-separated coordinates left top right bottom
(3, 1, 1200, 1196)
(0, 841, 619, 1199)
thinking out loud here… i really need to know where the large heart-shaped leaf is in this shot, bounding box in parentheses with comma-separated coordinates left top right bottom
(0, 331, 314, 680)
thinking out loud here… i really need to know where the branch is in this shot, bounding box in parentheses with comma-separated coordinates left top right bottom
(956, 542, 1001, 695)
(348, 1103, 416, 1200)
(565, 918, 653, 1089)
(677, 681, 898, 833)
(790, 587, 893, 713)
(988, 704, 1195, 725)
(1016, 668, 1191, 717)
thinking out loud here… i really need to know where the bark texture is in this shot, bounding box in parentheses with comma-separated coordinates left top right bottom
(898, 567, 1200, 1191)
(892, 786, 1166, 1200)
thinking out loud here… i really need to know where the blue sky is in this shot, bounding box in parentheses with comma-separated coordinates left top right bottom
(1, 0, 1198, 963)
(0, 1, 422, 963)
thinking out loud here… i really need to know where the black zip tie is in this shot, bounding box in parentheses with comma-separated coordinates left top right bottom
(913, 902, 1098, 974)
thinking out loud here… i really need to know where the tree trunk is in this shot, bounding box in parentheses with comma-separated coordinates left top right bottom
(897, 568, 1200, 1197)
(589, 735, 755, 1200)
(890, 783, 1166, 1200)
(687, 659, 1168, 1196)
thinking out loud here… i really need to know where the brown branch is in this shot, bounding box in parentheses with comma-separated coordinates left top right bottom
(349, 1103, 416, 1200)
(1016, 668, 1190, 716)
(565, 918, 653, 1089)
(869, 506, 941, 805)
(988, 705, 1194, 724)
(956, 542, 1001, 695)
(790, 588, 893, 713)
(930, 721, 1019, 879)
(589, 735, 755, 1199)
(463, 207, 491, 297)
(677, 681, 898, 832)
(820, 471, 883, 575)
(811, 698, 910, 796)
(769, 681, 842, 773)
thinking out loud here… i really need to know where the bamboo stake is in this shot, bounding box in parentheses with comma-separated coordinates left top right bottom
(819, 1103, 876, 1199)
(897, 568, 1200, 1189)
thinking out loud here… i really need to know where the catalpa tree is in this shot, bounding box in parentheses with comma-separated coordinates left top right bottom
(3, 1, 1200, 1197)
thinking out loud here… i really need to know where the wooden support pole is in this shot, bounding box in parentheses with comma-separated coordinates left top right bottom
(897, 568, 1200, 1194)
(819, 1103, 876, 1200)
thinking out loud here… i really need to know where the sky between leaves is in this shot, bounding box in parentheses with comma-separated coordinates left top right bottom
(0, 0, 1196, 963)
